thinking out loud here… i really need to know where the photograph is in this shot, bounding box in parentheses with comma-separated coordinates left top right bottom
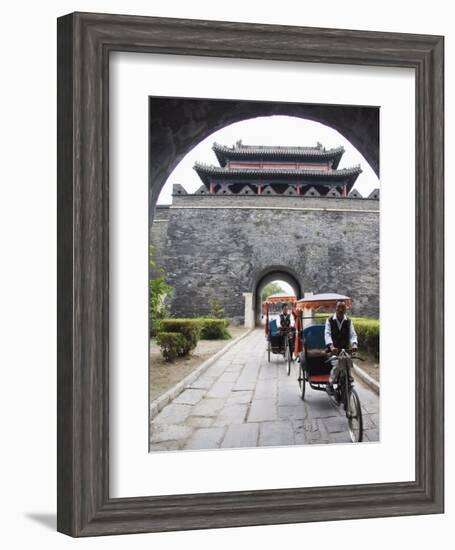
(148, 96, 380, 451)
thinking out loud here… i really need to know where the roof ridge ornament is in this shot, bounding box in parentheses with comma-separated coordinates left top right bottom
(304, 186, 321, 197)
(348, 189, 363, 199)
(172, 183, 187, 195)
(367, 188, 380, 200)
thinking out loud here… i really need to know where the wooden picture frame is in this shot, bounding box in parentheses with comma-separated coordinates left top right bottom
(57, 12, 444, 536)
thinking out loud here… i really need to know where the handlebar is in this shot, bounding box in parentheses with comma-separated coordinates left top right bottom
(324, 350, 364, 363)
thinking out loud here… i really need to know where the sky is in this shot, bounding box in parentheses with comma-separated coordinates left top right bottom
(157, 115, 380, 204)
(264, 281, 294, 296)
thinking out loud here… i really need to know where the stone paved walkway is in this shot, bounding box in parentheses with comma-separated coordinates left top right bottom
(150, 329, 380, 451)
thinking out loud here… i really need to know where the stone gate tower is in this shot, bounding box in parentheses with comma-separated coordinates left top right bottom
(150, 141, 379, 325)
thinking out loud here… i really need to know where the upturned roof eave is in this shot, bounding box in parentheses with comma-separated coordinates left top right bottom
(212, 142, 346, 166)
(193, 163, 362, 180)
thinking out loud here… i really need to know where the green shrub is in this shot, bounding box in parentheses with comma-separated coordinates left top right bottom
(199, 318, 231, 340)
(159, 319, 201, 354)
(208, 298, 225, 319)
(149, 245, 172, 337)
(156, 332, 186, 362)
(354, 319, 380, 360)
(312, 314, 379, 361)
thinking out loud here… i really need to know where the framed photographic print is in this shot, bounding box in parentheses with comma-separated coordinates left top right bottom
(57, 12, 444, 536)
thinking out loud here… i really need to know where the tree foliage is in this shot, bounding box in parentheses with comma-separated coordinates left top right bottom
(261, 281, 286, 301)
(149, 244, 172, 336)
(208, 298, 225, 319)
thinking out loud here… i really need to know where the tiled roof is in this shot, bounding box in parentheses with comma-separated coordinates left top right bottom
(194, 162, 361, 180)
(212, 141, 345, 168)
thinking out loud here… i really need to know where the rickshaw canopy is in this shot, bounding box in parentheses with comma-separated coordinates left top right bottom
(264, 293, 297, 305)
(295, 293, 352, 311)
(263, 293, 297, 334)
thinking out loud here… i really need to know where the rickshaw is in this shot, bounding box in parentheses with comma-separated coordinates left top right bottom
(263, 293, 297, 375)
(293, 293, 363, 442)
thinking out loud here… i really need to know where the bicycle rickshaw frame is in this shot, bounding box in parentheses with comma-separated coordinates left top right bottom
(292, 293, 363, 442)
(263, 294, 297, 374)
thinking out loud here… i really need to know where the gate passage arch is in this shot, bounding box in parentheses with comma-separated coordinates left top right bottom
(253, 267, 303, 326)
(149, 97, 379, 218)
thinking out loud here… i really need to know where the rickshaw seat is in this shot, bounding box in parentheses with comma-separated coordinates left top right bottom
(308, 374, 330, 383)
(303, 324, 331, 377)
(269, 319, 279, 337)
(303, 324, 326, 350)
(306, 349, 329, 358)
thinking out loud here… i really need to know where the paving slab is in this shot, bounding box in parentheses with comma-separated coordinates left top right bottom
(153, 403, 192, 425)
(149, 441, 183, 452)
(278, 404, 308, 421)
(233, 376, 258, 391)
(254, 379, 278, 399)
(259, 421, 295, 446)
(217, 371, 241, 383)
(362, 413, 378, 430)
(258, 365, 279, 380)
(149, 423, 194, 443)
(191, 397, 225, 417)
(173, 388, 206, 405)
(226, 390, 253, 405)
(206, 380, 235, 398)
(363, 427, 380, 442)
(212, 403, 249, 426)
(221, 423, 259, 448)
(185, 416, 215, 428)
(247, 399, 277, 422)
(188, 375, 218, 390)
(323, 415, 351, 434)
(326, 431, 353, 444)
(184, 427, 226, 450)
(293, 418, 329, 445)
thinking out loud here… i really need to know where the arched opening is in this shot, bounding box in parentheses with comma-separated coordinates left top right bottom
(254, 268, 302, 326)
(149, 97, 379, 216)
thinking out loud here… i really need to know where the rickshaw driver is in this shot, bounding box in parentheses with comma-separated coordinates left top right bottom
(279, 303, 295, 360)
(324, 300, 358, 395)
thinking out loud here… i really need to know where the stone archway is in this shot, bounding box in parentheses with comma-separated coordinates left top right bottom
(248, 266, 303, 327)
(149, 97, 379, 219)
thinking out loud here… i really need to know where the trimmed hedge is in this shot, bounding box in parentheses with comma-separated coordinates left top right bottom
(155, 318, 232, 361)
(159, 319, 201, 355)
(156, 332, 186, 362)
(199, 318, 231, 340)
(354, 318, 379, 360)
(313, 314, 379, 360)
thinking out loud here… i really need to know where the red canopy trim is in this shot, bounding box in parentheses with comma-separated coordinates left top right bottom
(264, 294, 297, 305)
(295, 293, 352, 311)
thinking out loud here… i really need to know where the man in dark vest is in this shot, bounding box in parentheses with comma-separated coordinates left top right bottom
(324, 300, 358, 394)
(279, 303, 295, 360)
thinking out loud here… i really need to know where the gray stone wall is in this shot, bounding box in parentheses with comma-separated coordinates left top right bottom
(150, 194, 379, 322)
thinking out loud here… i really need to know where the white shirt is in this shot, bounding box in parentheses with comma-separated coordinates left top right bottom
(324, 314, 358, 347)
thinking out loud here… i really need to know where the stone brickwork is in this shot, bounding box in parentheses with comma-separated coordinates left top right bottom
(150, 193, 379, 323)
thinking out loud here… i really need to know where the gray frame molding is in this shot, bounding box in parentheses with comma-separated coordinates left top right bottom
(57, 12, 444, 537)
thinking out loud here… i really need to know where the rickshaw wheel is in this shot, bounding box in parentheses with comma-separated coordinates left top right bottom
(298, 364, 306, 400)
(347, 388, 363, 442)
(286, 343, 292, 375)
